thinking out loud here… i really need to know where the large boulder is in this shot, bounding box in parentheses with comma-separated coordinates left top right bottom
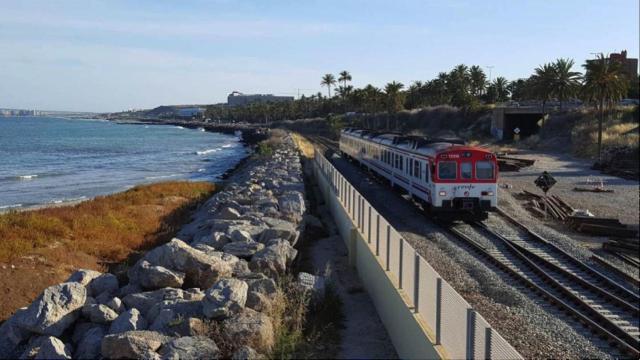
(109, 308, 148, 334)
(82, 304, 119, 324)
(216, 206, 242, 220)
(75, 326, 105, 359)
(0, 308, 31, 355)
(278, 191, 306, 220)
(128, 260, 185, 290)
(15, 282, 87, 336)
(147, 299, 203, 325)
(192, 232, 229, 250)
(158, 336, 220, 360)
(230, 229, 253, 243)
(203, 279, 248, 320)
(106, 297, 125, 314)
(101, 331, 170, 359)
(231, 345, 262, 360)
(249, 240, 298, 278)
(136, 238, 232, 289)
(21, 336, 72, 360)
(122, 288, 184, 317)
(222, 241, 265, 259)
(89, 273, 119, 297)
(222, 309, 274, 352)
(65, 269, 102, 287)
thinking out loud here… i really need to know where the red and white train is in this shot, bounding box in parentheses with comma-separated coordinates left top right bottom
(339, 128, 498, 220)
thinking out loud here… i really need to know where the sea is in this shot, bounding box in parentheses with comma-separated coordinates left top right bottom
(0, 116, 247, 211)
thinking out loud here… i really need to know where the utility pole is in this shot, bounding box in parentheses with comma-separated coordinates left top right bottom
(486, 65, 494, 83)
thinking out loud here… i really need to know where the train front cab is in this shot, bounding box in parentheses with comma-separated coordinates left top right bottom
(430, 148, 498, 220)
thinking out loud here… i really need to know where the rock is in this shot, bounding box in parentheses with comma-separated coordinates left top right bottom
(101, 331, 170, 359)
(128, 260, 185, 290)
(0, 308, 31, 355)
(222, 241, 264, 259)
(75, 326, 105, 359)
(118, 284, 142, 298)
(137, 238, 233, 289)
(72, 322, 106, 343)
(15, 282, 87, 336)
(278, 191, 306, 219)
(233, 259, 251, 277)
(230, 229, 253, 243)
(222, 309, 274, 352)
(249, 240, 297, 278)
(302, 214, 323, 229)
(246, 277, 277, 298)
(183, 288, 205, 301)
(95, 291, 113, 305)
(246, 291, 272, 312)
(65, 269, 102, 287)
(231, 345, 262, 360)
(122, 288, 184, 317)
(167, 317, 207, 337)
(107, 296, 125, 314)
(89, 273, 119, 297)
(147, 299, 203, 324)
(216, 206, 242, 220)
(259, 226, 298, 244)
(109, 308, 148, 334)
(192, 232, 229, 250)
(158, 336, 220, 360)
(21, 336, 72, 360)
(203, 279, 248, 320)
(297, 272, 326, 298)
(82, 304, 119, 324)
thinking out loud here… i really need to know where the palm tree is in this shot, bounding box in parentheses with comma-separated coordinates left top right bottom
(552, 58, 582, 108)
(469, 65, 487, 97)
(384, 81, 405, 130)
(320, 74, 336, 98)
(338, 71, 352, 88)
(493, 77, 510, 102)
(528, 63, 556, 118)
(582, 54, 629, 161)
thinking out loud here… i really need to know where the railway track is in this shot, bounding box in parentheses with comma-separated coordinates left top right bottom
(446, 215, 640, 357)
(306, 134, 640, 356)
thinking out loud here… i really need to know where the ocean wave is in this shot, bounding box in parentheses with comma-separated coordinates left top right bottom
(17, 174, 38, 180)
(195, 148, 220, 155)
(197, 168, 206, 172)
(198, 128, 205, 132)
(0, 203, 22, 210)
(144, 174, 180, 180)
(47, 196, 87, 204)
(175, 126, 185, 129)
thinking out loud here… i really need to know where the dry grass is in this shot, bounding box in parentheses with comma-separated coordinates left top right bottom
(572, 119, 639, 158)
(0, 181, 214, 263)
(291, 133, 315, 159)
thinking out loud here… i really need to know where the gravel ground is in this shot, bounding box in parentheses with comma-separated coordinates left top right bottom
(327, 152, 611, 359)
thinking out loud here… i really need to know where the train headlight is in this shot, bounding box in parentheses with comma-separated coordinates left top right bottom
(438, 191, 447, 197)
(481, 191, 494, 196)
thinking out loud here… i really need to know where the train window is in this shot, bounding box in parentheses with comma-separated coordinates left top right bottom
(476, 161, 495, 179)
(414, 160, 421, 179)
(461, 162, 472, 179)
(399, 155, 404, 170)
(438, 161, 457, 180)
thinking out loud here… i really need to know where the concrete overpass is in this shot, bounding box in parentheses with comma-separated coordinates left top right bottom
(491, 106, 544, 141)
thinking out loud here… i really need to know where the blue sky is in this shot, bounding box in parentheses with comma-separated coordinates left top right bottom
(1, 0, 638, 112)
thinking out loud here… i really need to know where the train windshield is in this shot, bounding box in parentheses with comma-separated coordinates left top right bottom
(461, 162, 472, 179)
(438, 161, 457, 180)
(476, 161, 495, 179)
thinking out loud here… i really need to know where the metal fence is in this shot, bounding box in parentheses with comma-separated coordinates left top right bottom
(314, 151, 522, 360)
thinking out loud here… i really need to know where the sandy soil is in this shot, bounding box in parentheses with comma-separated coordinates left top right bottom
(498, 149, 639, 228)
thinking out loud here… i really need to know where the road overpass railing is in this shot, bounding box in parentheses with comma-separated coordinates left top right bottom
(313, 151, 522, 359)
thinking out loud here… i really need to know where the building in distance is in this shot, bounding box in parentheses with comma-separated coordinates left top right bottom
(588, 50, 638, 81)
(227, 91, 294, 107)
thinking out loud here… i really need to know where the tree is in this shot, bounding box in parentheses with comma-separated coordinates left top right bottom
(528, 62, 556, 117)
(321, 74, 336, 98)
(552, 58, 582, 108)
(508, 79, 529, 101)
(582, 54, 629, 160)
(493, 77, 510, 102)
(469, 65, 487, 97)
(338, 70, 352, 88)
(384, 81, 405, 130)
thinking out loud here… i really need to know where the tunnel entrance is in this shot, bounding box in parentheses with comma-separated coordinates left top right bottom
(502, 113, 542, 140)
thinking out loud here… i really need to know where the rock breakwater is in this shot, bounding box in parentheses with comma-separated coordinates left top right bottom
(0, 134, 317, 359)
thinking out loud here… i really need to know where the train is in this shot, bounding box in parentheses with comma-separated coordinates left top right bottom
(338, 128, 498, 220)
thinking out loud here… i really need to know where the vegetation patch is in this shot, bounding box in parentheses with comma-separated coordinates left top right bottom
(0, 181, 214, 321)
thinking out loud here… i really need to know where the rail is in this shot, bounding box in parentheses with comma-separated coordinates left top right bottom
(313, 151, 522, 360)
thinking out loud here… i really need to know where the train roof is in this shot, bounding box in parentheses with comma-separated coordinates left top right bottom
(341, 128, 491, 157)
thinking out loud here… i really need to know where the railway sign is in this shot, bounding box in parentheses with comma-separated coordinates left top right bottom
(513, 127, 521, 135)
(535, 171, 556, 193)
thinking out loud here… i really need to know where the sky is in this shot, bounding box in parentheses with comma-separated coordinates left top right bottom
(0, 0, 638, 112)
